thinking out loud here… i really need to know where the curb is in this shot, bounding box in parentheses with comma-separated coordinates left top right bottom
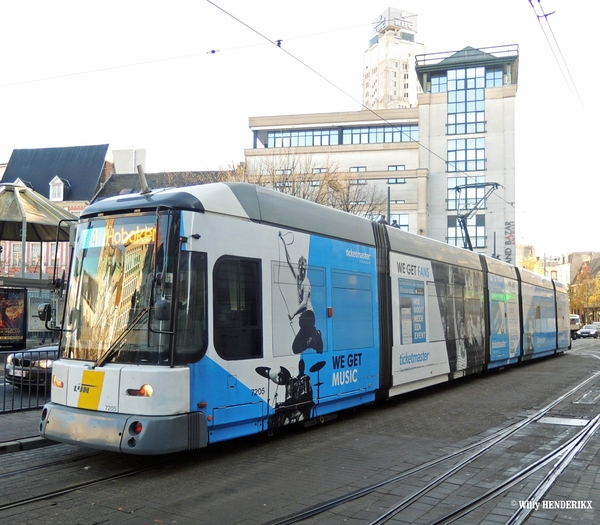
(0, 436, 53, 455)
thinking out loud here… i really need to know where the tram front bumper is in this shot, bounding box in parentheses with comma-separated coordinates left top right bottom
(39, 403, 208, 455)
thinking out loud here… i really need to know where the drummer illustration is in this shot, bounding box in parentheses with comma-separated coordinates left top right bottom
(256, 358, 326, 429)
(254, 232, 327, 430)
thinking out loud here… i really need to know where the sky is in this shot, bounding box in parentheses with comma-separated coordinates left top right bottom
(0, 0, 596, 257)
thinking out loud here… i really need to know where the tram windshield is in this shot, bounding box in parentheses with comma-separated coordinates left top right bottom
(61, 212, 207, 365)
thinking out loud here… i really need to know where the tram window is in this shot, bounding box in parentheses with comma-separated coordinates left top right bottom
(214, 257, 263, 360)
(331, 270, 373, 351)
(175, 251, 208, 364)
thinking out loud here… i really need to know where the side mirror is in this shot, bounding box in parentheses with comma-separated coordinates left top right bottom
(154, 299, 171, 321)
(38, 303, 52, 321)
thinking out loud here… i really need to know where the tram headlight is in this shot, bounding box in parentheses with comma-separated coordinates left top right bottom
(126, 384, 154, 397)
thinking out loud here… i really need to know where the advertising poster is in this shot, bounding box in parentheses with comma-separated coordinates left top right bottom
(391, 254, 451, 388)
(399, 279, 426, 344)
(0, 287, 27, 348)
(488, 274, 520, 363)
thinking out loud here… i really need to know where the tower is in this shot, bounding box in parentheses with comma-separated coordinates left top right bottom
(363, 8, 426, 110)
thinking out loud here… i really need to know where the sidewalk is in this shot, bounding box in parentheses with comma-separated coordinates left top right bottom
(0, 409, 46, 454)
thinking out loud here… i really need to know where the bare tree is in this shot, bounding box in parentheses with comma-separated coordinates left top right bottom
(232, 152, 386, 219)
(228, 153, 338, 205)
(327, 172, 387, 218)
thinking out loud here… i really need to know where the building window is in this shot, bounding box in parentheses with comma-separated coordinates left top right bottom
(447, 67, 486, 135)
(390, 200, 405, 204)
(12, 244, 22, 267)
(349, 168, 367, 174)
(431, 74, 447, 93)
(485, 67, 503, 87)
(30, 244, 41, 266)
(312, 168, 327, 173)
(388, 165, 405, 171)
(447, 138, 486, 172)
(267, 128, 339, 148)
(447, 215, 486, 248)
(275, 169, 292, 176)
(387, 177, 406, 184)
(342, 125, 418, 145)
(390, 214, 409, 231)
(447, 176, 486, 211)
(50, 181, 64, 201)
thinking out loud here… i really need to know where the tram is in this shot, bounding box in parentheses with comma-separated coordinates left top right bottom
(39, 182, 570, 454)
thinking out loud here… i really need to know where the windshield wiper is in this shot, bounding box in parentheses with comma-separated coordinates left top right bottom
(92, 307, 149, 369)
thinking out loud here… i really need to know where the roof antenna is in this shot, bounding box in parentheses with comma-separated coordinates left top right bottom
(137, 164, 151, 195)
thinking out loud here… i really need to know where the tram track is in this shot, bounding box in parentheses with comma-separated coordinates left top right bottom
(434, 414, 600, 525)
(265, 369, 600, 525)
(1, 354, 598, 524)
(0, 461, 164, 513)
(0, 443, 170, 515)
(0, 449, 103, 479)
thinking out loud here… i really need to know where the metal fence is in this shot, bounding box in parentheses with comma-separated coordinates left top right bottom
(1, 348, 54, 413)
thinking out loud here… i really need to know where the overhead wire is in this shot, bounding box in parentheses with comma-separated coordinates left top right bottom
(0, 20, 368, 89)
(206, 0, 515, 212)
(527, 0, 584, 110)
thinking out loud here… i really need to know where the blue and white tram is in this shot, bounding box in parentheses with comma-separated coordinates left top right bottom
(39, 183, 570, 454)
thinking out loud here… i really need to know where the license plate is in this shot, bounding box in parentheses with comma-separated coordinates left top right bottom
(13, 369, 28, 378)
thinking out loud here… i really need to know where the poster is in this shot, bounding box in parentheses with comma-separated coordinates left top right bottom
(0, 287, 27, 347)
(399, 278, 426, 344)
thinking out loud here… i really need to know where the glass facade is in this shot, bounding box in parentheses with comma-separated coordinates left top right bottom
(447, 138, 485, 172)
(267, 129, 339, 148)
(342, 125, 418, 145)
(265, 124, 418, 149)
(447, 67, 486, 135)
